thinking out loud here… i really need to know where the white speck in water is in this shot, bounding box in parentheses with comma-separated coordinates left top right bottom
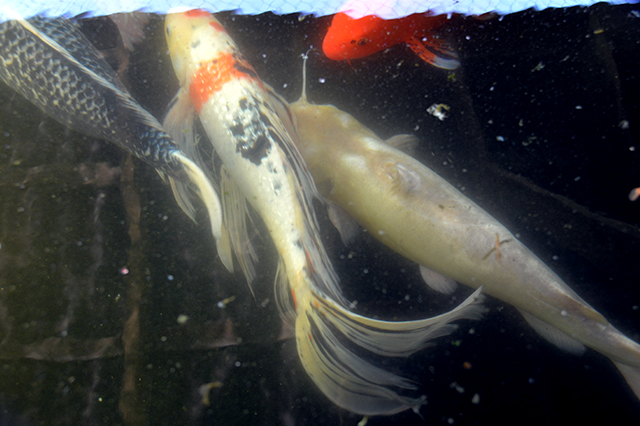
(632, 305, 638, 311)
(160, 336, 167, 342)
(575, 105, 583, 109)
(363, 269, 368, 274)
(561, 310, 568, 316)
(496, 136, 505, 142)
(177, 314, 189, 324)
(471, 393, 480, 404)
(630, 146, 636, 152)
(404, 294, 410, 301)
(167, 275, 174, 281)
(574, 176, 581, 181)
(447, 418, 455, 425)
(529, 378, 535, 384)
(468, 328, 475, 335)
(318, 78, 325, 83)
(282, 83, 288, 88)
(552, 255, 559, 260)
(235, 361, 241, 367)
(450, 382, 465, 393)
(378, 230, 385, 235)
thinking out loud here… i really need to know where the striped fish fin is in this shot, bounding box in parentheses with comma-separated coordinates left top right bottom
(220, 165, 259, 287)
(297, 287, 484, 415)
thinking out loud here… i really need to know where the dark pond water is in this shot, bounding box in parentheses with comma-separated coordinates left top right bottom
(1, 4, 640, 425)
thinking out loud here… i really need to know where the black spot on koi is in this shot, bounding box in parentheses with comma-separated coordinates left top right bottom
(230, 122, 244, 136)
(237, 134, 270, 165)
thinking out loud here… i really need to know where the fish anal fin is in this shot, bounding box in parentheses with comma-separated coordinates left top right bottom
(327, 202, 361, 246)
(384, 134, 419, 155)
(519, 309, 586, 355)
(419, 266, 458, 295)
(406, 35, 460, 70)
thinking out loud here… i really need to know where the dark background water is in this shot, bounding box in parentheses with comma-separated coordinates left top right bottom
(1, 3, 639, 425)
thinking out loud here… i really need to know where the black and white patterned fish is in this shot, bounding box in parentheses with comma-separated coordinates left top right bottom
(0, 10, 232, 270)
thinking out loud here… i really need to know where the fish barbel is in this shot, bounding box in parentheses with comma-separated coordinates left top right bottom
(282, 53, 640, 400)
(163, 9, 484, 416)
(0, 10, 232, 270)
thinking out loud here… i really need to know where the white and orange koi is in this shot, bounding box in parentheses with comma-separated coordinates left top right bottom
(163, 10, 484, 416)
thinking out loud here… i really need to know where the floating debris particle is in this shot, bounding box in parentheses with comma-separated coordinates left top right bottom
(531, 61, 545, 72)
(357, 416, 369, 426)
(217, 295, 237, 308)
(427, 103, 450, 121)
(200, 381, 223, 406)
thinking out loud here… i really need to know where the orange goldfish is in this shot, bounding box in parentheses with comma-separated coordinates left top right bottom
(322, 12, 460, 69)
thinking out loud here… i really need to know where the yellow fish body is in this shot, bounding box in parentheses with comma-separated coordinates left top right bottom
(285, 55, 640, 401)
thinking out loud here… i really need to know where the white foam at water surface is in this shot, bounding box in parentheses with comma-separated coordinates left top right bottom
(1, 0, 637, 22)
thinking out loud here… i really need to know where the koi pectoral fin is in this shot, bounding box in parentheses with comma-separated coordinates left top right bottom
(406, 35, 460, 70)
(419, 265, 458, 295)
(614, 361, 640, 400)
(327, 202, 360, 246)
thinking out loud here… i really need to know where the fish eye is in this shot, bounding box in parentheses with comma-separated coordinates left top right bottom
(357, 38, 369, 46)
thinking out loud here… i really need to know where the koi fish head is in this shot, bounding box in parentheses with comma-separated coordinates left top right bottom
(165, 10, 229, 86)
(322, 13, 390, 60)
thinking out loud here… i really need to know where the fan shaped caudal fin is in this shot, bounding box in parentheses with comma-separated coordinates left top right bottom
(295, 286, 484, 416)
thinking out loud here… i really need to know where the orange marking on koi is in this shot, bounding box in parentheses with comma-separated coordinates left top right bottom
(304, 249, 316, 275)
(291, 289, 298, 309)
(481, 233, 512, 262)
(189, 52, 254, 113)
(185, 9, 211, 18)
(208, 20, 226, 33)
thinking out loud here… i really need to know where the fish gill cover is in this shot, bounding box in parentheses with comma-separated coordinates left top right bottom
(0, 0, 638, 22)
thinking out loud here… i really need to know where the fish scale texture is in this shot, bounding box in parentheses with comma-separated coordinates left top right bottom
(0, 17, 185, 176)
(1, 0, 637, 22)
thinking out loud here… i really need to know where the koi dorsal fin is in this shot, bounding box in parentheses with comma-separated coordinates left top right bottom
(298, 48, 321, 104)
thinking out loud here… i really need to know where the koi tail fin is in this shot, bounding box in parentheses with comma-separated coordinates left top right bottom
(163, 89, 233, 272)
(406, 35, 460, 70)
(295, 286, 484, 416)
